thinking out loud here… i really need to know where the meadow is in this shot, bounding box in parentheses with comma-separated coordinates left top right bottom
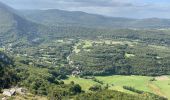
(64, 75, 170, 99)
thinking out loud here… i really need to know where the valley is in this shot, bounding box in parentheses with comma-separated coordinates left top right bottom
(2, 37, 170, 99)
(1, 1, 170, 100)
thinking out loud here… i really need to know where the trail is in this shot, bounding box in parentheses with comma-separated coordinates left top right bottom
(66, 40, 80, 66)
(147, 82, 166, 98)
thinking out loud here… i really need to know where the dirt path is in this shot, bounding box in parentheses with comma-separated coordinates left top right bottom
(147, 82, 166, 98)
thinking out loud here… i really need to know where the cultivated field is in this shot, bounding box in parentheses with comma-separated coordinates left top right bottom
(64, 75, 170, 99)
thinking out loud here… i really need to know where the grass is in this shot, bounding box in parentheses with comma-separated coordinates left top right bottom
(125, 53, 135, 58)
(63, 76, 99, 91)
(73, 39, 139, 54)
(64, 75, 170, 99)
(68, 39, 170, 98)
(152, 79, 170, 99)
(95, 75, 152, 92)
(82, 40, 93, 48)
(73, 42, 81, 53)
(0, 48, 5, 51)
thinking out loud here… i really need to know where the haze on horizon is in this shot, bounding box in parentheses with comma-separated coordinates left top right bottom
(0, 0, 170, 19)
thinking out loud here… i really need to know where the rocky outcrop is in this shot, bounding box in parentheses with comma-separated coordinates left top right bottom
(2, 87, 27, 97)
(2, 89, 15, 97)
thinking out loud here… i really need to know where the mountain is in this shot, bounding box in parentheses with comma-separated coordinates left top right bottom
(0, 2, 39, 45)
(20, 9, 134, 28)
(1, 1, 170, 47)
(21, 9, 170, 29)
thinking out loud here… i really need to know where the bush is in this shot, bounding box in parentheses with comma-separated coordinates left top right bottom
(92, 78, 103, 84)
(149, 78, 156, 81)
(123, 86, 144, 94)
(89, 85, 102, 91)
(69, 84, 82, 95)
(59, 81, 64, 84)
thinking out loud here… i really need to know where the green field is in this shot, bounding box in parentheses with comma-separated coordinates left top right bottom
(152, 76, 170, 99)
(64, 76, 98, 91)
(64, 75, 170, 99)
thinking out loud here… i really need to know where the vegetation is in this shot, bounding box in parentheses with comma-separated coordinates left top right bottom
(0, 52, 18, 89)
(70, 40, 170, 76)
(75, 90, 167, 100)
(123, 86, 144, 94)
(64, 75, 170, 99)
(1, 1, 170, 100)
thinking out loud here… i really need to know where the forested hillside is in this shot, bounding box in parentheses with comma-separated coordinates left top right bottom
(0, 1, 42, 45)
(21, 9, 170, 29)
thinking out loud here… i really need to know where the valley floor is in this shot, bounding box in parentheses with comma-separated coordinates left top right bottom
(64, 75, 170, 99)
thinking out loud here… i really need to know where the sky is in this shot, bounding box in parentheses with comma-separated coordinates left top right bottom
(0, 0, 170, 18)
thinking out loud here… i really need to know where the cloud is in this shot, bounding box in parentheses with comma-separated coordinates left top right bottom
(0, 0, 142, 9)
(0, 0, 170, 18)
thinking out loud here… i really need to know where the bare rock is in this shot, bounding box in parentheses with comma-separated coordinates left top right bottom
(2, 89, 16, 97)
(2, 97, 7, 100)
(10, 88, 16, 95)
(3, 90, 12, 97)
(16, 88, 27, 95)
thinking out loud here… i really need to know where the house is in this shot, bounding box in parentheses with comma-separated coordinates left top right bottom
(72, 66, 82, 76)
(72, 70, 81, 76)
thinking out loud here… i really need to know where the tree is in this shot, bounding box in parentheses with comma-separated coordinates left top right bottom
(69, 84, 82, 95)
(0, 52, 18, 89)
(89, 85, 102, 91)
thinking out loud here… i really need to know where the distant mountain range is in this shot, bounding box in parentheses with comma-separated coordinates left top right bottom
(0, 2, 40, 45)
(21, 9, 170, 29)
(1, 1, 170, 45)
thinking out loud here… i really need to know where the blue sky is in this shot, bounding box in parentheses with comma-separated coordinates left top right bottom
(0, 0, 170, 18)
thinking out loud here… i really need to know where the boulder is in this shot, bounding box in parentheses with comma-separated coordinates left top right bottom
(2, 97, 7, 100)
(2, 89, 16, 97)
(10, 88, 16, 95)
(16, 88, 27, 95)
(3, 90, 12, 97)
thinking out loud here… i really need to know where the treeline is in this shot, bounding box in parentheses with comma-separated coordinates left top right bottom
(123, 86, 143, 94)
(74, 90, 167, 100)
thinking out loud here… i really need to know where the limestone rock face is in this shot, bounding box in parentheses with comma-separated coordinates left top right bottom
(2, 88, 20, 97)
(2, 87, 27, 99)
(2, 97, 7, 100)
(10, 88, 16, 95)
(2, 90, 13, 96)
(16, 88, 27, 95)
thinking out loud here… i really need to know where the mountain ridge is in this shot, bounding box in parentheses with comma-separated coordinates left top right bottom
(0, 1, 41, 45)
(20, 9, 170, 29)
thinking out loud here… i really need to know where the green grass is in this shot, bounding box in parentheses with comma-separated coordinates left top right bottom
(63, 76, 99, 91)
(0, 48, 5, 51)
(82, 40, 93, 48)
(64, 75, 170, 99)
(152, 79, 170, 99)
(96, 75, 152, 92)
(73, 42, 81, 53)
